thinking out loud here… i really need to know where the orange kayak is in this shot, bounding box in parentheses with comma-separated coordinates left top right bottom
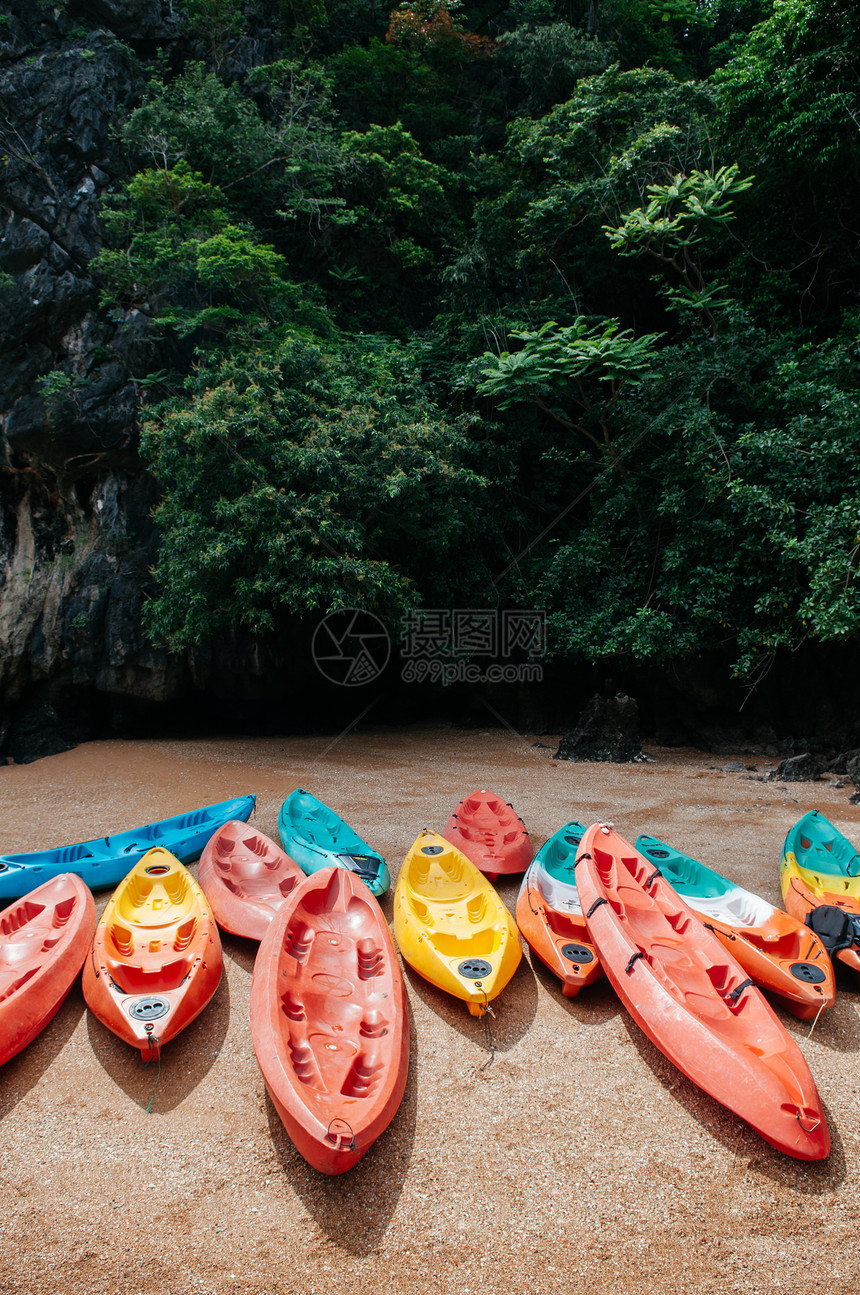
(578, 823, 829, 1161)
(197, 821, 305, 941)
(635, 833, 834, 1020)
(83, 847, 222, 1060)
(516, 822, 602, 997)
(0, 874, 95, 1067)
(443, 789, 533, 881)
(250, 866, 409, 1175)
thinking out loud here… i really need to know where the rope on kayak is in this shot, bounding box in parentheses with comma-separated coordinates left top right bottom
(477, 988, 496, 1072)
(526, 876, 540, 916)
(625, 950, 645, 974)
(807, 1000, 826, 1038)
(796, 1111, 822, 1134)
(725, 978, 754, 1002)
(585, 897, 607, 919)
(89, 938, 100, 980)
(326, 1119, 355, 1152)
(643, 868, 662, 888)
(574, 853, 591, 868)
(142, 1027, 161, 1115)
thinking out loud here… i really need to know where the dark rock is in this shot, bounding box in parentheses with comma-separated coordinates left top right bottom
(555, 693, 645, 763)
(774, 753, 822, 782)
(845, 751, 860, 788)
(722, 760, 746, 772)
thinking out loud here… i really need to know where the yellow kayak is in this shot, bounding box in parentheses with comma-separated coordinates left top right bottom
(393, 830, 521, 1016)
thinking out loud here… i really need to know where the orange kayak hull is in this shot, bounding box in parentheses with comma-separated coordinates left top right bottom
(699, 910, 834, 1020)
(578, 824, 829, 1161)
(443, 789, 533, 881)
(198, 821, 305, 942)
(250, 867, 409, 1175)
(83, 848, 223, 1060)
(515, 877, 602, 997)
(0, 874, 95, 1066)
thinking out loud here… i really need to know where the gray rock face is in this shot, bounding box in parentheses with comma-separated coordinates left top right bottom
(555, 693, 646, 763)
(0, 3, 184, 757)
(774, 753, 821, 782)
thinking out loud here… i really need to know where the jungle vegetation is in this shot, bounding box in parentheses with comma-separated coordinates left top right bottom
(92, 0, 860, 683)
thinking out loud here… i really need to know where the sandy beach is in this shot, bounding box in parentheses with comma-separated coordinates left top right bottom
(1, 727, 859, 1295)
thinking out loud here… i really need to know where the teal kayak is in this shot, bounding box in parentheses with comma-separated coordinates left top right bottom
(0, 794, 256, 900)
(278, 789, 390, 898)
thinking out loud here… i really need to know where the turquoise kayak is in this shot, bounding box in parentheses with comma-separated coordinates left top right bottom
(0, 794, 256, 900)
(278, 789, 390, 897)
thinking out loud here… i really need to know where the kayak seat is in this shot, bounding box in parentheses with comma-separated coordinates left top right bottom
(1, 900, 45, 937)
(665, 909, 692, 935)
(108, 957, 190, 993)
(406, 895, 433, 926)
(163, 871, 189, 906)
(289, 1037, 325, 1090)
(433, 929, 497, 957)
(0, 968, 38, 1003)
(52, 897, 76, 927)
(341, 1050, 384, 1099)
(109, 923, 135, 956)
(466, 893, 488, 925)
(118, 874, 154, 914)
(359, 1010, 389, 1038)
(214, 836, 237, 863)
(285, 922, 315, 964)
(174, 917, 197, 952)
(356, 937, 385, 979)
(281, 991, 307, 1021)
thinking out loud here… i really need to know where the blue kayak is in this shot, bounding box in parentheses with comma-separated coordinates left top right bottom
(278, 789, 390, 897)
(0, 794, 256, 900)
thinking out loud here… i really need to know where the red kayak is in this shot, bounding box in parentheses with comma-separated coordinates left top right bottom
(577, 823, 829, 1161)
(197, 821, 305, 941)
(250, 866, 409, 1174)
(442, 789, 533, 881)
(0, 873, 95, 1066)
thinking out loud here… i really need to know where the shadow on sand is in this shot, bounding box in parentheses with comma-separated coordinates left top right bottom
(86, 971, 230, 1112)
(265, 1000, 419, 1256)
(620, 1011, 845, 1193)
(524, 944, 622, 1026)
(401, 948, 538, 1061)
(0, 983, 87, 1120)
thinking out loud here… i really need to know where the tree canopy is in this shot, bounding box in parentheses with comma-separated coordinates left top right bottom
(86, 0, 860, 677)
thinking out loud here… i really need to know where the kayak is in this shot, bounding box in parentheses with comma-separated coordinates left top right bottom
(442, 789, 533, 881)
(515, 821, 602, 997)
(250, 866, 409, 1174)
(278, 789, 390, 898)
(198, 821, 305, 941)
(393, 830, 521, 1016)
(636, 833, 834, 1020)
(781, 810, 860, 977)
(0, 873, 95, 1067)
(577, 822, 829, 1161)
(83, 847, 222, 1060)
(0, 794, 256, 900)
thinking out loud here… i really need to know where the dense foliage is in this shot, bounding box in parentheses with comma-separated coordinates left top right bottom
(91, 0, 860, 676)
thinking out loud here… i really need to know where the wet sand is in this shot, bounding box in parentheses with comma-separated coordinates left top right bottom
(1, 727, 859, 1295)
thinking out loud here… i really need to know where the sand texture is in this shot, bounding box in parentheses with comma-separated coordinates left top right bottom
(1, 728, 859, 1295)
